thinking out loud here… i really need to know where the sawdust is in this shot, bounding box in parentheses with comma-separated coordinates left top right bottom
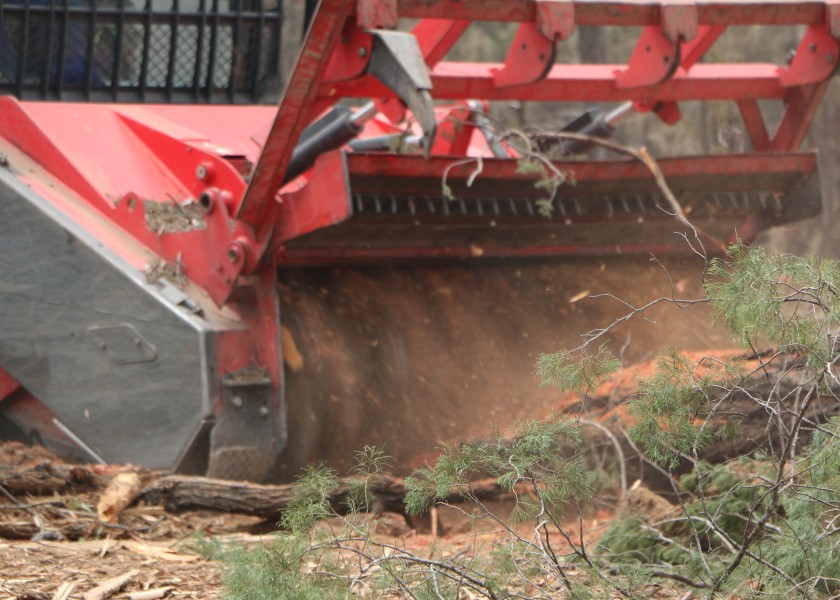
(0, 538, 223, 599)
(0, 444, 234, 598)
(143, 200, 206, 236)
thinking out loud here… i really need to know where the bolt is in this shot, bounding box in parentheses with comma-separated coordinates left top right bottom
(810, 43, 817, 52)
(231, 396, 243, 408)
(228, 248, 239, 264)
(828, 53, 836, 63)
(196, 164, 208, 181)
(357, 46, 367, 58)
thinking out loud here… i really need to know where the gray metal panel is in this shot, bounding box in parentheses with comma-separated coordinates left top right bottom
(0, 167, 216, 469)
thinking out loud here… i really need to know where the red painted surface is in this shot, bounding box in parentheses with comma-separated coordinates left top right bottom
(413, 19, 472, 67)
(493, 22, 558, 87)
(239, 0, 354, 230)
(391, 1, 836, 26)
(0, 367, 20, 403)
(324, 63, 803, 102)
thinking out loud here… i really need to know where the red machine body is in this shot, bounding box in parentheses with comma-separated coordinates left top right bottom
(0, 0, 833, 479)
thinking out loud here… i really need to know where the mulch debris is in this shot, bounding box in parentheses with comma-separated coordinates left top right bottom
(0, 442, 262, 600)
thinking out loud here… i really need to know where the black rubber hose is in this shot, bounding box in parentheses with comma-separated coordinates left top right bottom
(283, 109, 363, 184)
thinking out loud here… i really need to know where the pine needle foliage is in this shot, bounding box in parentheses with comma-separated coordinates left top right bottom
(344, 445, 390, 514)
(404, 416, 591, 519)
(536, 344, 620, 393)
(761, 417, 840, 595)
(706, 243, 840, 371)
(223, 536, 345, 600)
(278, 462, 338, 534)
(628, 349, 742, 469)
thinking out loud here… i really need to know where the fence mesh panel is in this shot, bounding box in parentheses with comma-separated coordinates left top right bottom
(0, 0, 283, 103)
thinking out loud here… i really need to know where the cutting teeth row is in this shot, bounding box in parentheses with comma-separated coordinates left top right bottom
(351, 190, 785, 221)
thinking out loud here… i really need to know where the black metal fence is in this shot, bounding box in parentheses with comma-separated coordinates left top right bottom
(0, 0, 284, 103)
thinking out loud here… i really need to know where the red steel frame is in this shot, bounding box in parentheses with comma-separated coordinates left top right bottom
(1, 1, 837, 451)
(241, 1, 839, 268)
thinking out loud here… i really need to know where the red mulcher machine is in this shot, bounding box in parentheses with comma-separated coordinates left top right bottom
(0, 0, 831, 480)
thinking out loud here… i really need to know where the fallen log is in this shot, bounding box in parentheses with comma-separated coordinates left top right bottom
(0, 462, 100, 496)
(139, 474, 507, 518)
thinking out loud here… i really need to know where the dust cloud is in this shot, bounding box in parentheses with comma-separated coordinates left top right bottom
(274, 255, 732, 480)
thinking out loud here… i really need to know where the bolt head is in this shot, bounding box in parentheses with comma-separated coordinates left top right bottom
(228, 248, 239, 264)
(357, 46, 367, 58)
(196, 164, 208, 181)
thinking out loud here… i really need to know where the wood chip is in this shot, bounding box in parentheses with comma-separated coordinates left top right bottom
(51, 580, 77, 600)
(97, 473, 143, 524)
(99, 534, 112, 558)
(82, 569, 139, 600)
(123, 540, 199, 563)
(125, 587, 173, 600)
(568, 289, 591, 303)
